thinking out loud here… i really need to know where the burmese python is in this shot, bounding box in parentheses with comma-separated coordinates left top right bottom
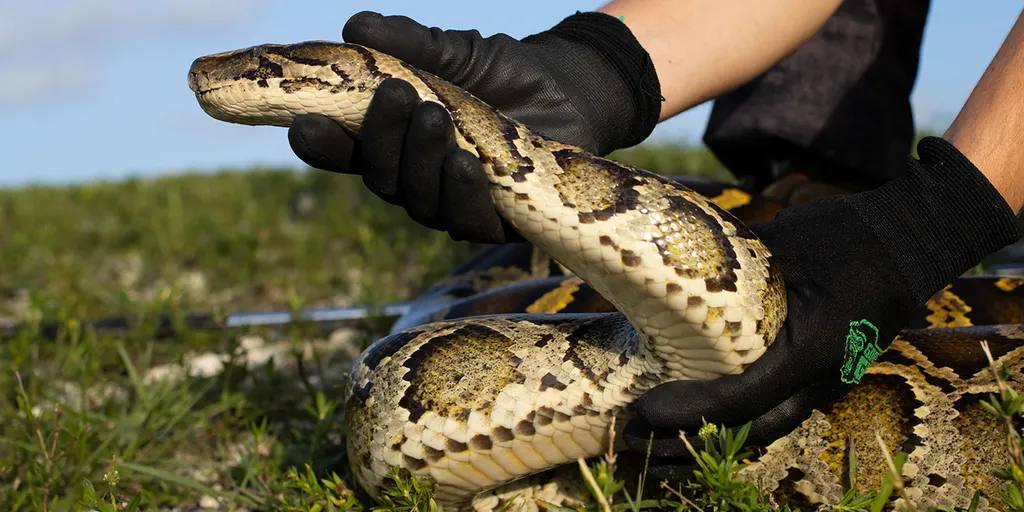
(399, 241, 1024, 510)
(189, 42, 1022, 510)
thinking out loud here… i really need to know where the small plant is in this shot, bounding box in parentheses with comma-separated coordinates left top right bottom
(577, 417, 624, 512)
(79, 478, 143, 512)
(980, 341, 1024, 511)
(675, 421, 773, 511)
(833, 444, 875, 512)
(277, 464, 362, 512)
(570, 416, 889, 512)
(869, 432, 912, 512)
(372, 469, 439, 512)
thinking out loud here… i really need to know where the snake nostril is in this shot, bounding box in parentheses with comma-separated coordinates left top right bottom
(187, 58, 203, 92)
(187, 70, 200, 92)
(187, 57, 212, 93)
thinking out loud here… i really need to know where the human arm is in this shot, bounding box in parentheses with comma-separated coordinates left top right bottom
(598, 0, 842, 119)
(944, 10, 1024, 212)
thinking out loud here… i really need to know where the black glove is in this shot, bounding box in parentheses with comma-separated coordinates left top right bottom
(624, 137, 1022, 477)
(288, 11, 661, 242)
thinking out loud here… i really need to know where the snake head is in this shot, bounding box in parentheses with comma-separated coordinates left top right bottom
(188, 41, 383, 130)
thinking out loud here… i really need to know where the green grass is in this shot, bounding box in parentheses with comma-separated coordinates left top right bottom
(1, 166, 471, 510)
(0, 168, 470, 321)
(0, 145, 1018, 511)
(609, 143, 733, 183)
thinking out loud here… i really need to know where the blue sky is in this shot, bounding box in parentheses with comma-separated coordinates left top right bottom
(1, 1, 1020, 186)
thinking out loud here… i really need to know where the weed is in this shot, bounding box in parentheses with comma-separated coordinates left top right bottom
(372, 470, 439, 512)
(981, 341, 1024, 511)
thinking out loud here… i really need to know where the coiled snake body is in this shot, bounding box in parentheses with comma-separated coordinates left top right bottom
(190, 42, 1022, 510)
(189, 41, 785, 508)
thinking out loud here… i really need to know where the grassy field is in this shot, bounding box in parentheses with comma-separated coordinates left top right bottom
(0, 145, 1019, 511)
(0, 165, 468, 510)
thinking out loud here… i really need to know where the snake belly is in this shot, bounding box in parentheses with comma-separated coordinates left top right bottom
(188, 41, 786, 509)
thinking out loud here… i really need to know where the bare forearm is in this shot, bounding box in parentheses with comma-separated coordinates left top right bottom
(944, 11, 1024, 212)
(599, 0, 841, 120)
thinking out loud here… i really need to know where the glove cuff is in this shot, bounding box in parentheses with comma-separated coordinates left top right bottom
(543, 12, 662, 150)
(847, 136, 1022, 305)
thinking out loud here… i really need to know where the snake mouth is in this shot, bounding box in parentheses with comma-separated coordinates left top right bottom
(192, 84, 226, 97)
(190, 84, 224, 96)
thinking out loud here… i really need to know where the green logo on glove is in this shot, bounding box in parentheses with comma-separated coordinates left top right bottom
(840, 319, 882, 384)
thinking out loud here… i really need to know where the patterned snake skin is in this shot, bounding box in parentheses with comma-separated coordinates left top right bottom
(189, 42, 1021, 510)
(397, 180, 1024, 511)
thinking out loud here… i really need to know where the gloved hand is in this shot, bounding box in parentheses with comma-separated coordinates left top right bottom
(289, 11, 661, 242)
(623, 137, 1023, 479)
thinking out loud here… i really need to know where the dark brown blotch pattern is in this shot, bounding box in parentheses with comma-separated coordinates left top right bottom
(446, 439, 468, 452)
(402, 63, 537, 185)
(361, 330, 420, 370)
(424, 445, 445, 462)
(264, 46, 329, 66)
(551, 150, 642, 224)
(621, 250, 641, 267)
(398, 324, 523, 422)
(239, 55, 283, 88)
(659, 195, 741, 293)
(563, 315, 638, 385)
(493, 426, 514, 442)
(470, 435, 493, 450)
(403, 454, 427, 471)
(540, 372, 567, 391)
(515, 420, 536, 436)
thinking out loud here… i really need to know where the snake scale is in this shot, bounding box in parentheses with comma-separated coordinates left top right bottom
(189, 42, 1023, 510)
